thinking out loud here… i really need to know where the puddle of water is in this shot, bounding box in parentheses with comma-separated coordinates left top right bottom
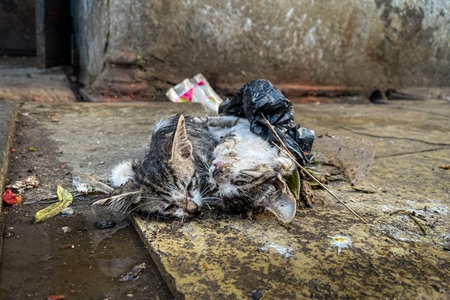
(0, 105, 175, 299)
(0, 203, 173, 299)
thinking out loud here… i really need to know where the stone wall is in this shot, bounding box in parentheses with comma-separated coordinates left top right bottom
(74, 0, 450, 100)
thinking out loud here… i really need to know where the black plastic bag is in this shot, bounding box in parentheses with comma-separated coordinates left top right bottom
(218, 79, 314, 166)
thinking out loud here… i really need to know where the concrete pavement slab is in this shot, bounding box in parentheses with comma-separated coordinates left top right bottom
(1, 100, 450, 299)
(0, 57, 76, 103)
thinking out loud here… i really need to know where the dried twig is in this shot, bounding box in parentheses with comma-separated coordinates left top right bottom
(374, 209, 427, 235)
(261, 114, 367, 224)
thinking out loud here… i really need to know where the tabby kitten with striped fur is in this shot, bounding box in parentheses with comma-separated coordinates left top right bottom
(94, 114, 216, 219)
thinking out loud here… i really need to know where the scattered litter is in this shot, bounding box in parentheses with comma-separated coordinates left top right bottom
(61, 226, 71, 233)
(4, 231, 14, 238)
(96, 219, 117, 230)
(47, 295, 66, 300)
(118, 263, 146, 282)
(72, 171, 114, 195)
(330, 235, 353, 254)
(166, 73, 223, 114)
(438, 165, 450, 170)
(6, 175, 40, 192)
(252, 290, 263, 300)
(51, 116, 59, 122)
(34, 184, 73, 223)
(61, 207, 75, 217)
(59, 244, 75, 250)
(2, 189, 22, 205)
(351, 186, 375, 194)
(75, 183, 93, 194)
(10, 147, 16, 152)
(28, 146, 36, 152)
(203, 262, 208, 271)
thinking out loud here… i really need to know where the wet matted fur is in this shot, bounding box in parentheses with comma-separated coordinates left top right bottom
(94, 115, 298, 222)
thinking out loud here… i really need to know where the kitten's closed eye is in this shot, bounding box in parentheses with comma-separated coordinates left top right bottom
(233, 180, 247, 186)
(186, 181, 193, 190)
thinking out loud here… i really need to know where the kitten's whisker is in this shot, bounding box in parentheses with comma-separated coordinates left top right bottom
(93, 191, 141, 206)
(200, 184, 212, 197)
(202, 196, 221, 200)
(127, 202, 150, 217)
(240, 190, 257, 202)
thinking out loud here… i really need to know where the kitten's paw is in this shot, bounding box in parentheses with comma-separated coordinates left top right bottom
(111, 160, 137, 188)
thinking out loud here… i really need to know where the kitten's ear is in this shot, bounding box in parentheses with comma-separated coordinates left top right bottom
(265, 177, 297, 223)
(171, 115, 193, 160)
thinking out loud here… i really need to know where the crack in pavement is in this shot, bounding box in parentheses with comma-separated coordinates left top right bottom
(340, 127, 450, 147)
(374, 146, 450, 159)
(392, 106, 450, 118)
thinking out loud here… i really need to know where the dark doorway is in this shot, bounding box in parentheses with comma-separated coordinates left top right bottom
(0, 0, 72, 68)
(36, 0, 72, 68)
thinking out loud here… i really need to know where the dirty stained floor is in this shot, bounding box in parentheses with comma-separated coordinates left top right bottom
(1, 100, 449, 299)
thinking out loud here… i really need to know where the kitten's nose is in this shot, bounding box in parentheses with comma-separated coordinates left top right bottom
(185, 200, 199, 215)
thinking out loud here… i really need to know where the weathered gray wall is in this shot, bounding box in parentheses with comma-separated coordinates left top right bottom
(74, 0, 450, 100)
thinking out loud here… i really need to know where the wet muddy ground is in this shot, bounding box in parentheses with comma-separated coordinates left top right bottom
(1, 207, 172, 299)
(0, 105, 173, 299)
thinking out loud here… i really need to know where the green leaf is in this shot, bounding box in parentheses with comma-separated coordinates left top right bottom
(287, 168, 300, 200)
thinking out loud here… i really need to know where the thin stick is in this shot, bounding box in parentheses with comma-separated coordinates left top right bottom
(261, 114, 367, 224)
(373, 209, 427, 235)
